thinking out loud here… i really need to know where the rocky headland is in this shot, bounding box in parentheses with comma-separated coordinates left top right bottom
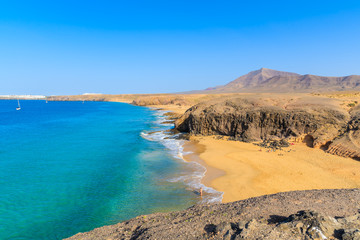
(66, 189, 360, 240)
(175, 95, 360, 160)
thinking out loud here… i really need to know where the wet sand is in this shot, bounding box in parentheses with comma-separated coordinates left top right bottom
(182, 141, 225, 189)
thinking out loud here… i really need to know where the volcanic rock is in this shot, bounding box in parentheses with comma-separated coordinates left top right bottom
(65, 189, 360, 240)
(175, 96, 348, 148)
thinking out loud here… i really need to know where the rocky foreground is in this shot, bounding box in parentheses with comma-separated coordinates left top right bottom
(66, 189, 360, 240)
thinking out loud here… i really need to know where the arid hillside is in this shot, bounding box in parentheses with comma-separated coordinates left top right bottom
(200, 68, 360, 93)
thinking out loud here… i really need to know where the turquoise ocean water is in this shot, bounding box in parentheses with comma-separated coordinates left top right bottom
(0, 100, 221, 240)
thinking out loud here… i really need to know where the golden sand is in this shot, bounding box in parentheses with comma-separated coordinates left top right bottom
(190, 136, 360, 203)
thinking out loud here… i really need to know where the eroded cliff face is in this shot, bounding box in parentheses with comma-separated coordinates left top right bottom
(175, 97, 348, 149)
(326, 106, 360, 160)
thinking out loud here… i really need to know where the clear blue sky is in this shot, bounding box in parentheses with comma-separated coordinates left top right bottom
(1, 1, 360, 95)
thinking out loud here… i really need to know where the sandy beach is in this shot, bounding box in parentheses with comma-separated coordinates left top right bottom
(132, 100, 360, 204)
(146, 103, 360, 203)
(189, 136, 360, 203)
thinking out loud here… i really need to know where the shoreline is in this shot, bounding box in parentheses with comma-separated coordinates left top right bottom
(72, 101, 360, 205)
(147, 104, 360, 203)
(181, 141, 225, 196)
(47, 100, 359, 205)
(145, 106, 224, 203)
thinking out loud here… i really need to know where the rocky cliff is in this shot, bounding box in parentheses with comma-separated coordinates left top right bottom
(66, 189, 360, 240)
(175, 96, 350, 149)
(175, 95, 360, 160)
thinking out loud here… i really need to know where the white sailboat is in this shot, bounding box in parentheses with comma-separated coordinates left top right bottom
(16, 99, 21, 110)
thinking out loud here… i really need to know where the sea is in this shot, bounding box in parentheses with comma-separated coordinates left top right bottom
(0, 100, 222, 240)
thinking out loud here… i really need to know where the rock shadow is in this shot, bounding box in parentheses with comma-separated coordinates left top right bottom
(303, 134, 314, 147)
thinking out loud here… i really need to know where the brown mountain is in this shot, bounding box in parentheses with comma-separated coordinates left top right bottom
(203, 68, 360, 93)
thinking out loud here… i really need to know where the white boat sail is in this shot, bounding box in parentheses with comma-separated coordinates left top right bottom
(16, 99, 21, 110)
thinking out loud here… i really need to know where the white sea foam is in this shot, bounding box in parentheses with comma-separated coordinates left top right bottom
(141, 109, 224, 203)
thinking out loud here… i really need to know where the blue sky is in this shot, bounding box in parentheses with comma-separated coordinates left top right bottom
(1, 1, 360, 95)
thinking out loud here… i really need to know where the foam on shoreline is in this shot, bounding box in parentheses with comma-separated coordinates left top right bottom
(140, 109, 223, 203)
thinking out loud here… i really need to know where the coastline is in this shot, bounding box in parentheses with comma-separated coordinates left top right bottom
(182, 141, 225, 190)
(46, 99, 360, 205)
(143, 105, 224, 203)
(39, 99, 360, 205)
(144, 103, 360, 203)
(46, 98, 360, 239)
(146, 99, 360, 204)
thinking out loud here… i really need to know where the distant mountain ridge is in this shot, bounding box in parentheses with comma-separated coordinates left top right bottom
(203, 68, 360, 93)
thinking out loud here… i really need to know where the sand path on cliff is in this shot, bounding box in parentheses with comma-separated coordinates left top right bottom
(191, 136, 360, 203)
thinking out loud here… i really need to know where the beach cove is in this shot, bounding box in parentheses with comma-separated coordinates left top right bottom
(154, 102, 360, 203)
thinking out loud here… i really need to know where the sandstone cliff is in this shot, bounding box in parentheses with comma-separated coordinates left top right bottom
(175, 96, 349, 149)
